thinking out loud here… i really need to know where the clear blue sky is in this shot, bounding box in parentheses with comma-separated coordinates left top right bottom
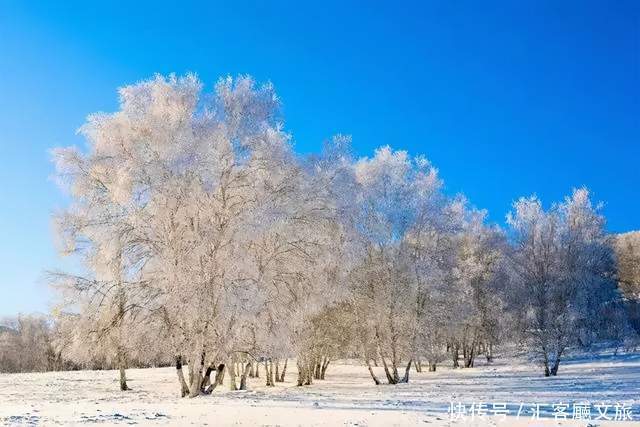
(0, 1, 638, 316)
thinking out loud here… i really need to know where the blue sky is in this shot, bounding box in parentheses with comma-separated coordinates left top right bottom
(0, 1, 638, 316)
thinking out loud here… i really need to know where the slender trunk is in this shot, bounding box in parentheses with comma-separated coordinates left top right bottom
(201, 362, 214, 390)
(365, 358, 381, 385)
(428, 361, 436, 372)
(320, 358, 330, 380)
(392, 364, 400, 383)
(549, 347, 563, 376)
(401, 359, 412, 383)
(119, 365, 129, 391)
(415, 358, 422, 373)
(204, 364, 225, 394)
(175, 356, 190, 397)
(275, 359, 281, 382)
(381, 355, 397, 384)
(269, 360, 275, 386)
(255, 361, 260, 378)
(464, 344, 475, 368)
(239, 363, 252, 390)
(452, 345, 460, 368)
(117, 348, 130, 391)
(296, 359, 304, 386)
(543, 348, 550, 377)
(390, 341, 400, 383)
(279, 359, 288, 382)
(314, 358, 322, 380)
(227, 359, 237, 390)
(486, 343, 493, 363)
(249, 361, 255, 378)
(304, 359, 313, 385)
(216, 363, 225, 385)
(265, 360, 273, 386)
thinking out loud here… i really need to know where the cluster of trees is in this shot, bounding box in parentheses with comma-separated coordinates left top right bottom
(0, 314, 163, 373)
(616, 232, 640, 337)
(0, 315, 69, 373)
(42, 74, 637, 394)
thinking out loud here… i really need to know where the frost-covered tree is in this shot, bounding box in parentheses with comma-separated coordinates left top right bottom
(51, 74, 347, 396)
(49, 152, 140, 389)
(345, 146, 446, 384)
(0, 315, 62, 373)
(446, 204, 504, 368)
(615, 232, 640, 338)
(505, 188, 620, 376)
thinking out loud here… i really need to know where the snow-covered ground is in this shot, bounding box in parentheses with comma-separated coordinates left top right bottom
(1, 350, 639, 426)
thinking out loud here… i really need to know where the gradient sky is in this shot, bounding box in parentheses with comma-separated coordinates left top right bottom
(1, 1, 638, 316)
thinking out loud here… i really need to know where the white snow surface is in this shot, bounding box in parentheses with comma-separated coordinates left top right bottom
(1, 351, 639, 426)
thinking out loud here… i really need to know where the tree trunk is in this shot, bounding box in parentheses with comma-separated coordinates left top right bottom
(269, 360, 275, 386)
(201, 362, 215, 390)
(119, 365, 129, 391)
(175, 356, 190, 397)
(314, 358, 322, 380)
(296, 359, 304, 386)
(392, 365, 400, 383)
(249, 361, 255, 378)
(401, 359, 412, 383)
(549, 349, 562, 376)
(275, 359, 281, 382)
(304, 359, 313, 385)
(239, 363, 252, 390)
(428, 362, 436, 372)
(415, 358, 422, 373)
(227, 359, 237, 390)
(543, 350, 551, 377)
(464, 344, 475, 368)
(216, 363, 225, 385)
(365, 358, 381, 385)
(279, 359, 287, 382)
(117, 348, 130, 391)
(390, 345, 400, 383)
(188, 352, 205, 397)
(452, 345, 459, 368)
(265, 360, 274, 386)
(320, 358, 330, 380)
(380, 355, 397, 384)
(204, 364, 225, 394)
(486, 343, 493, 363)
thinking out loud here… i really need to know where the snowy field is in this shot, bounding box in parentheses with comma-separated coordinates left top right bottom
(1, 351, 639, 426)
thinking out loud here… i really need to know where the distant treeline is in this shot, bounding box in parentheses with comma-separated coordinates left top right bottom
(0, 315, 170, 373)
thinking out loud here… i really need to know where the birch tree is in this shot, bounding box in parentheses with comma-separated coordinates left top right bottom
(505, 188, 619, 376)
(51, 73, 346, 395)
(348, 146, 444, 384)
(615, 232, 640, 339)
